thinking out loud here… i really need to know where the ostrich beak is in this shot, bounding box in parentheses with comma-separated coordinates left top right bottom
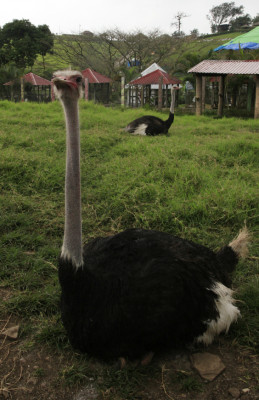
(52, 76, 78, 90)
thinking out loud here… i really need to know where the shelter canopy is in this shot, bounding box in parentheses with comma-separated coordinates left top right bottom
(188, 60, 259, 75)
(214, 26, 259, 51)
(4, 72, 51, 86)
(129, 69, 180, 86)
(188, 59, 259, 119)
(81, 68, 111, 84)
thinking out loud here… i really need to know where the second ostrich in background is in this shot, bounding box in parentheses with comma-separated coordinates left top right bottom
(52, 70, 249, 364)
(125, 86, 177, 136)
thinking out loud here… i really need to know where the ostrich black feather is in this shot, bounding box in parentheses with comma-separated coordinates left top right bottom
(59, 228, 238, 360)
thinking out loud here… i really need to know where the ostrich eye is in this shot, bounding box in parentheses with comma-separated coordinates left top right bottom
(76, 77, 82, 83)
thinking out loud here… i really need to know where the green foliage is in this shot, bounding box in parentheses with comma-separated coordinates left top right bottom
(35, 317, 70, 350)
(60, 359, 96, 386)
(102, 365, 153, 399)
(0, 19, 53, 69)
(207, 2, 244, 33)
(171, 370, 204, 392)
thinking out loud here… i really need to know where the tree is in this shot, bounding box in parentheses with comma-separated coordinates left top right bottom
(0, 19, 53, 69)
(171, 12, 189, 36)
(35, 25, 54, 70)
(230, 14, 252, 31)
(190, 29, 199, 38)
(253, 14, 259, 26)
(207, 2, 244, 33)
(54, 29, 174, 79)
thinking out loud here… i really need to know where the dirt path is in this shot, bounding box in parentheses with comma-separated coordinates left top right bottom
(0, 315, 258, 400)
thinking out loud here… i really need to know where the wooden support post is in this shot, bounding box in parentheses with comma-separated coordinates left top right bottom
(51, 82, 55, 101)
(165, 84, 168, 108)
(254, 75, 259, 119)
(93, 83, 96, 102)
(121, 75, 125, 107)
(217, 75, 225, 118)
(84, 78, 89, 101)
(158, 76, 163, 111)
(202, 76, 206, 113)
(20, 77, 24, 102)
(195, 75, 202, 116)
(141, 85, 144, 107)
(107, 83, 110, 103)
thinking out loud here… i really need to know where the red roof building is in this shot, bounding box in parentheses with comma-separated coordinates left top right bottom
(129, 69, 181, 86)
(4, 72, 51, 86)
(81, 68, 111, 84)
(127, 68, 181, 109)
(81, 68, 111, 103)
(3, 73, 52, 102)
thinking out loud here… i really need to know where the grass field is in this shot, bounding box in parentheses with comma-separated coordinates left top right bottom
(0, 100, 258, 398)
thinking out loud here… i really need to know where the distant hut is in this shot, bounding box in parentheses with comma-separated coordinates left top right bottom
(82, 68, 111, 103)
(4, 73, 51, 102)
(127, 64, 181, 109)
(188, 60, 259, 118)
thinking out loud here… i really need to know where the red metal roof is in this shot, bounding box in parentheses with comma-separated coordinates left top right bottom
(4, 72, 51, 86)
(81, 68, 111, 83)
(188, 60, 259, 75)
(129, 69, 181, 85)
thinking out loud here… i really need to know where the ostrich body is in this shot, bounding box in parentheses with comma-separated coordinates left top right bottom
(53, 70, 249, 362)
(124, 87, 176, 136)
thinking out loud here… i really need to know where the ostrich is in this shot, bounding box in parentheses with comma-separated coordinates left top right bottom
(124, 86, 177, 136)
(52, 70, 249, 364)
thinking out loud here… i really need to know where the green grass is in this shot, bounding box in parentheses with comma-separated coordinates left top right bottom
(0, 100, 258, 396)
(171, 370, 204, 393)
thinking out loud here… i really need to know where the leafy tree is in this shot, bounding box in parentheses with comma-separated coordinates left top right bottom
(230, 14, 252, 31)
(253, 14, 259, 25)
(207, 2, 244, 33)
(54, 29, 174, 79)
(0, 19, 53, 69)
(35, 25, 54, 70)
(190, 29, 199, 38)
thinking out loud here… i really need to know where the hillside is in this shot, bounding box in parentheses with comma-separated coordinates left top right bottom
(32, 31, 245, 80)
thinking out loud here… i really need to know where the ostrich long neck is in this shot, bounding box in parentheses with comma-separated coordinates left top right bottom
(61, 97, 83, 267)
(165, 89, 176, 129)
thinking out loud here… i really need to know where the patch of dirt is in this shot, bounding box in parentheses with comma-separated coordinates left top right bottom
(0, 315, 258, 400)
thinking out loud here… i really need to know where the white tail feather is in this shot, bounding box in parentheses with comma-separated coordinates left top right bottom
(229, 226, 250, 259)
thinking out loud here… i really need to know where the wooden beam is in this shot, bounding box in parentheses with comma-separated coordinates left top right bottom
(217, 75, 225, 117)
(158, 76, 163, 111)
(20, 77, 24, 102)
(195, 75, 202, 116)
(141, 85, 144, 107)
(254, 75, 259, 119)
(202, 76, 206, 113)
(84, 78, 89, 101)
(121, 75, 125, 107)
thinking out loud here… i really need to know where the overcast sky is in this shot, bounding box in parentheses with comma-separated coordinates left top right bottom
(1, 0, 258, 35)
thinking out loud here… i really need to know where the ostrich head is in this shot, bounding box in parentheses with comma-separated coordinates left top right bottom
(52, 70, 83, 101)
(171, 84, 178, 95)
